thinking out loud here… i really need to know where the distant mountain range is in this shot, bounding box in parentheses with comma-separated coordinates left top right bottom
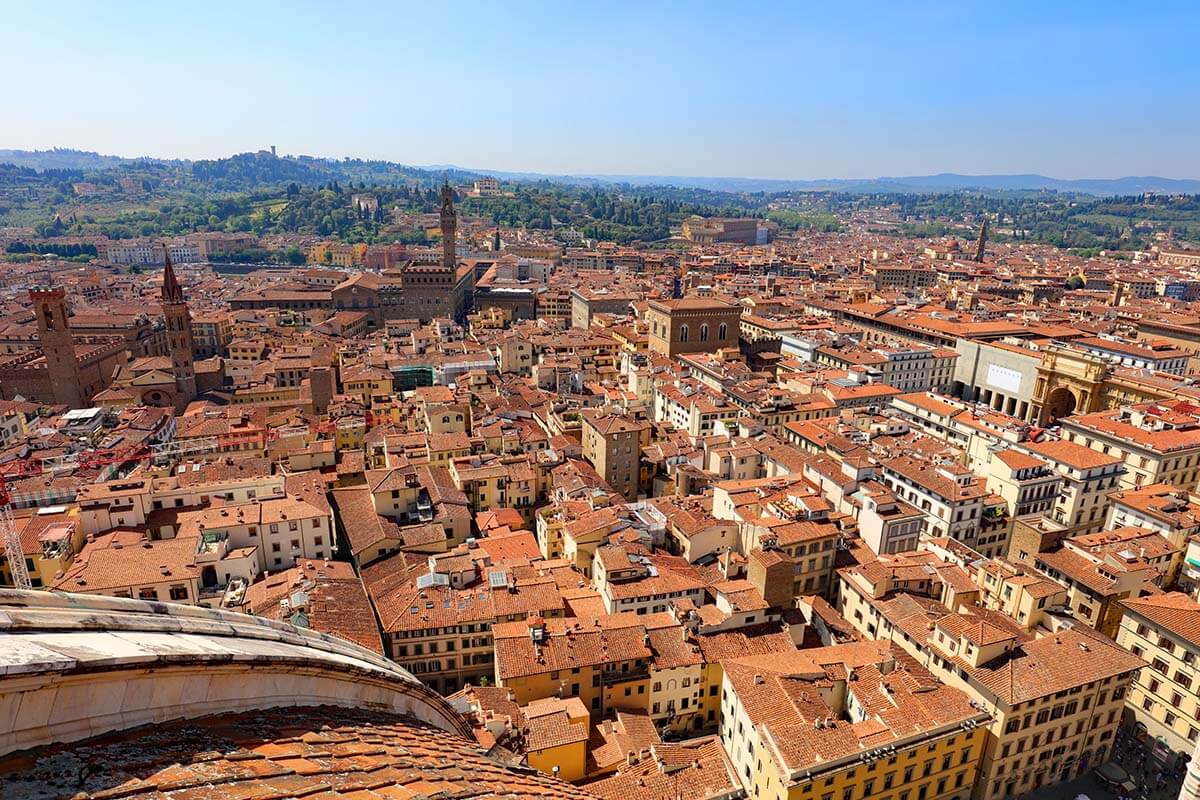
(431, 167, 1200, 196)
(3, 149, 1198, 197)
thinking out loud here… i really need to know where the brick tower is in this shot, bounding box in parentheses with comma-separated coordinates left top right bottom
(974, 216, 988, 263)
(30, 286, 86, 408)
(161, 248, 197, 411)
(309, 346, 335, 416)
(440, 179, 456, 271)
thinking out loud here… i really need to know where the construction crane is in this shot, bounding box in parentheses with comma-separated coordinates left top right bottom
(0, 435, 223, 590)
(0, 472, 31, 590)
(20, 436, 224, 477)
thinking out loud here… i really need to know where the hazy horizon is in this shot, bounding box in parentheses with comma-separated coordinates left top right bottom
(9, 145, 1200, 184)
(4, 1, 1199, 180)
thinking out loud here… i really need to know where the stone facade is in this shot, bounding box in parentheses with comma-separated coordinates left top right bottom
(0, 288, 126, 408)
(646, 296, 741, 358)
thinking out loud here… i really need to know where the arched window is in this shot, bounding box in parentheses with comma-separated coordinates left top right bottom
(719, 323, 728, 340)
(700, 324, 709, 342)
(679, 324, 689, 342)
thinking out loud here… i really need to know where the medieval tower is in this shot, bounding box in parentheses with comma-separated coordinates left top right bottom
(161, 248, 197, 411)
(974, 216, 989, 263)
(440, 179, 457, 271)
(30, 286, 86, 408)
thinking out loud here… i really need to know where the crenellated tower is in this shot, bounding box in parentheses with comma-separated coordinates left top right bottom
(440, 179, 457, 271)
(30, 286, 85, 408)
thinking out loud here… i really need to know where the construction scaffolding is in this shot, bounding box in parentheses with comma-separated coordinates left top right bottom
(0, 475, 31, 590)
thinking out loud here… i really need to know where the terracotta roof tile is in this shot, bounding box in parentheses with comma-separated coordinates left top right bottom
(0, 706, 596, 800)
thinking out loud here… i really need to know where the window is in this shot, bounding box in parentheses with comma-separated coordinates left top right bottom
(719, 323, 727, 340)
(699, 324, 709, 342)
(679, 324, 689, 342)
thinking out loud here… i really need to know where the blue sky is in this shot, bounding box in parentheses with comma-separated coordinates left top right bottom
(3, 1, 1198, 179)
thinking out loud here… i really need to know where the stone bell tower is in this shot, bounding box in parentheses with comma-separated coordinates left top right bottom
(30, 286, 86, 408)
(440, 179, 457, 272)
(161, 247, 197, 411)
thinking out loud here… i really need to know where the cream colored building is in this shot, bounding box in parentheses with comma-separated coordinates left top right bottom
(1060, 401, 1200, 491)
(973, 558, 1067, 630)
(982, 448, 1062, 520)
(1117, 592, 1200, 755)
(839, 560, 1144, 800)
(1022, 438, 1125, 533)
(720, 641, 988, 800)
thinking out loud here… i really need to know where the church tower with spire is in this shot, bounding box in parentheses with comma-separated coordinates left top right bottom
(440, 179, 457, 271)
(161, 246, 196, 411)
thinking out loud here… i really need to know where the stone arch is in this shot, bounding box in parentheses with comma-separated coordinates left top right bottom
(1045, 386, 1077, 421)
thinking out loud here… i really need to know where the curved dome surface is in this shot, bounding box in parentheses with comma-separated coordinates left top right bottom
(0, 589, 594, 800)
